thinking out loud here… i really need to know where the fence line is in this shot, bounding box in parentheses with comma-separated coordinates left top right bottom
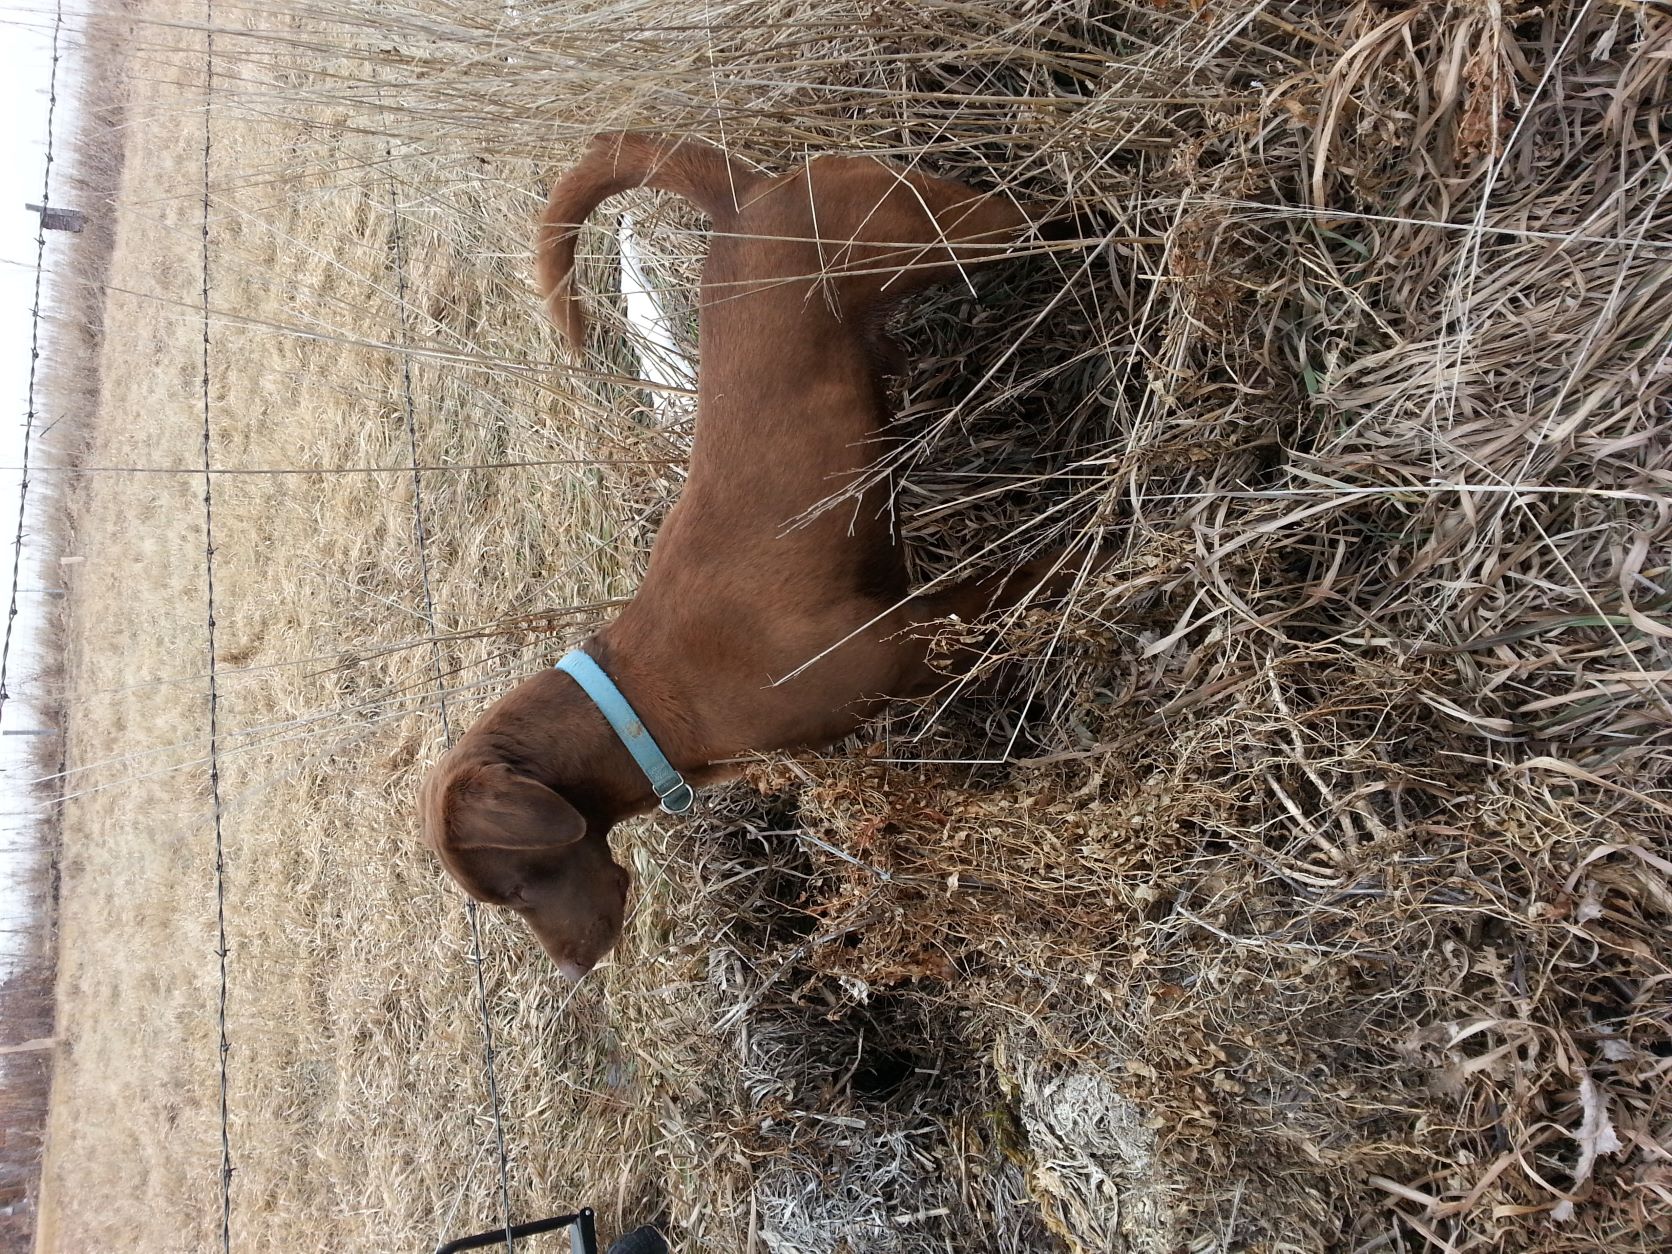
(384, 131, 519, 1249)
(0, 0, 65, 732)
(198, 8, 235, 1250)
(1, 8, 67, 1252)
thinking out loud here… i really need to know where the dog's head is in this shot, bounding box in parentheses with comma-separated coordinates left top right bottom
(421, 754, 630, 980)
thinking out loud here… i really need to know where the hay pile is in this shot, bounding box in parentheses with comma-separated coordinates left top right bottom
(91, 0, 1670, 1249)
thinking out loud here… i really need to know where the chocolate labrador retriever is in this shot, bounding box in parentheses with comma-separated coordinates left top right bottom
(422, 132, 1075, 977)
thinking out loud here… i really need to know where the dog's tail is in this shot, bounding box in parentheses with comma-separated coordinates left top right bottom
(537, 132, 760, 349)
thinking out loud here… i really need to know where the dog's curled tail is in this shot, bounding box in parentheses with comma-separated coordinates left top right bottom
(537, 132, 759, 350)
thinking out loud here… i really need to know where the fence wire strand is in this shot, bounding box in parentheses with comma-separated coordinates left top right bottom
(198, 8, 235, 1250)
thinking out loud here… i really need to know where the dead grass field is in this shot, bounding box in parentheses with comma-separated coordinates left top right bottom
(36, 1, 1672, 1251)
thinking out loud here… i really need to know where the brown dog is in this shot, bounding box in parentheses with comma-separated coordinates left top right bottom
(422, 133, 1072, 978)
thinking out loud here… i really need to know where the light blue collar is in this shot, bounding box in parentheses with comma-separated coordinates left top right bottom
(555, 648, 695, 815)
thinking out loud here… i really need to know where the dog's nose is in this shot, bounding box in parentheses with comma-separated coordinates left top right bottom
(554, 958, 593, 982)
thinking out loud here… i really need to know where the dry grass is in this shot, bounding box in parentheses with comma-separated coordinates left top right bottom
(36, 0, 1672, 1251)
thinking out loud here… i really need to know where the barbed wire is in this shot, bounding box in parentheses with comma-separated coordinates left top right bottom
(198, 6, 235, 1249)
(1, 0, 65, 733)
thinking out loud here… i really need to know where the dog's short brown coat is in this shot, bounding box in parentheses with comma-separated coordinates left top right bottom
(422, 133, 1069, 977)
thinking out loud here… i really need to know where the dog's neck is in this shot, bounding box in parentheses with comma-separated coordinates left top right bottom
(582, 627, 721, 787)
(462, 630, 722, 828)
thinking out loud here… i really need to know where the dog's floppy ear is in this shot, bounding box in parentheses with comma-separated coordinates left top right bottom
(440, 762, 587, 853)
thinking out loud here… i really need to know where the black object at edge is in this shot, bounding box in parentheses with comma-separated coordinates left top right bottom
(434, 1208, 596, 1254)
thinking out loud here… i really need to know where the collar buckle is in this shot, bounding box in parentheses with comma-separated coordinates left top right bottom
(655, 778, 696, 815)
